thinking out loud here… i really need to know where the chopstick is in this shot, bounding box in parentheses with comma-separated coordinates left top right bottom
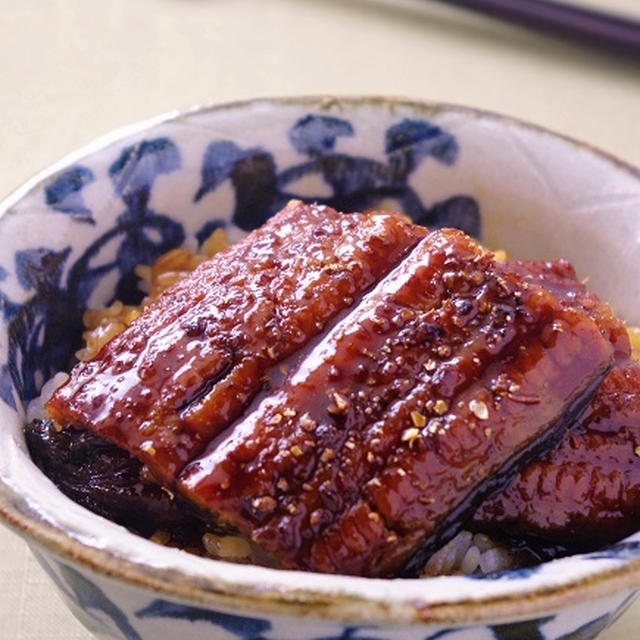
(429, 0, 640, 58)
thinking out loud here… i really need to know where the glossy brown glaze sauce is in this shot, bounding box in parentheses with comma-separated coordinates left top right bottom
(40, 206, 640, 577)
(474, 358, 640, 546)
(47, 202, 424, 483)
(178, 230, 613, 576)
(472, 259, 640, 547)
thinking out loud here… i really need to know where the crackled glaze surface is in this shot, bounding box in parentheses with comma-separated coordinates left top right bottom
(1, 98, 640, 640)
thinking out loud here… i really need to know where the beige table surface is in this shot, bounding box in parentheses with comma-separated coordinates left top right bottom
(1, 1, 640, 638)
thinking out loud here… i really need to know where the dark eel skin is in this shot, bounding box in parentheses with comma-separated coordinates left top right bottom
(47, 202, 425, 484)
(178, 230, 613, 576)
(24, 419, 209, 541)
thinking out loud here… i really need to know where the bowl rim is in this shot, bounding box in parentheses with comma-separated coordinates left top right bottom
(2, 94, 640, 625)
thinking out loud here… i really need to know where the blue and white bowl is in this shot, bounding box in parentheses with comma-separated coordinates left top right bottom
(1, 96, 640, 640)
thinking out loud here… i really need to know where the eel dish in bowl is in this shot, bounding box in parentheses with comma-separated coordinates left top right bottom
(26, 200, 640, 578)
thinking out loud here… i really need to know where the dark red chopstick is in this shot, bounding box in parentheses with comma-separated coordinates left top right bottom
(430, 0, 640, 58)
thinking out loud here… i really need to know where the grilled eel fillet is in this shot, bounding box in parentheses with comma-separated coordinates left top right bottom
(178, 230, 613, 576)
(473, 260, 640, 547)
(47, 202, 425, 483)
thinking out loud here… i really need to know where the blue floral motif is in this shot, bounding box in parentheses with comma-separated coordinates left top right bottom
(0, 265, 19, 322)
(468, 565, 541, 581)
(289, 114, 354, 155)
(555, 614, 610, 640)
(104, 137, 184, 302)
(195, 140, 293, 230)
(0, 364, 15, 410)
(307, 626, 397, 640)
(416, 196, 480, 239)
(45, 165, 96, 223)
(37, 559, 141, 640)
(0, 137, 185, 407)
(57, 137, 184, 309)
(195, 114, 479, 235)
(137, 599, 271, 637)
(424, 631, 460, 640)
(489, 616, 554, 640)
(6, 246, 81, 404)
(587, 540, 640, 560)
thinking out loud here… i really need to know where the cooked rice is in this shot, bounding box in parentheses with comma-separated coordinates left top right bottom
(76, 228, 228, 361)
(421, 530, 514, 576)
(202, 533, 252, 560)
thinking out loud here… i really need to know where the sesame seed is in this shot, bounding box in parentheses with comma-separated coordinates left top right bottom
(397, 468, 407, 477)
(161, 487, 175, 500)
(220, 479, 230, 490)
(283, 408, 296, 417)
(367, 451, 375, 463)
(321, 448, 335, 462)
(269, 413, 283, 425)
(290, 444, 304, 457)
(266, 346, 276, 359)
(402, 427, 421, 447)
(470, 399, 489, 420)
(329, 392, 350, 413)
(276, 478, 288, 491)
(299, 413, 316, 431)
(426, 418, 442, 434)
(484, 427, 493, 437)
(344, 441, 356, 450)
(287, 504, 298, 514)
(437, 345, 451, 357)
(434, 399, 448, 415)
(252, 496, 276, 512)
(141, 441, 156, 456)
(382, 362, 396, 375)
(411, 410, 427, 427)
(368, 512, 382, 523)
(423, 359, 437, 372)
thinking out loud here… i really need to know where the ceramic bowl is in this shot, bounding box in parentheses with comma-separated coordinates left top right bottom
(1, 96, 640, 640)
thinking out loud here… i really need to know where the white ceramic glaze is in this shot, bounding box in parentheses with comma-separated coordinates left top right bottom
(1, 96, 640, 640)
